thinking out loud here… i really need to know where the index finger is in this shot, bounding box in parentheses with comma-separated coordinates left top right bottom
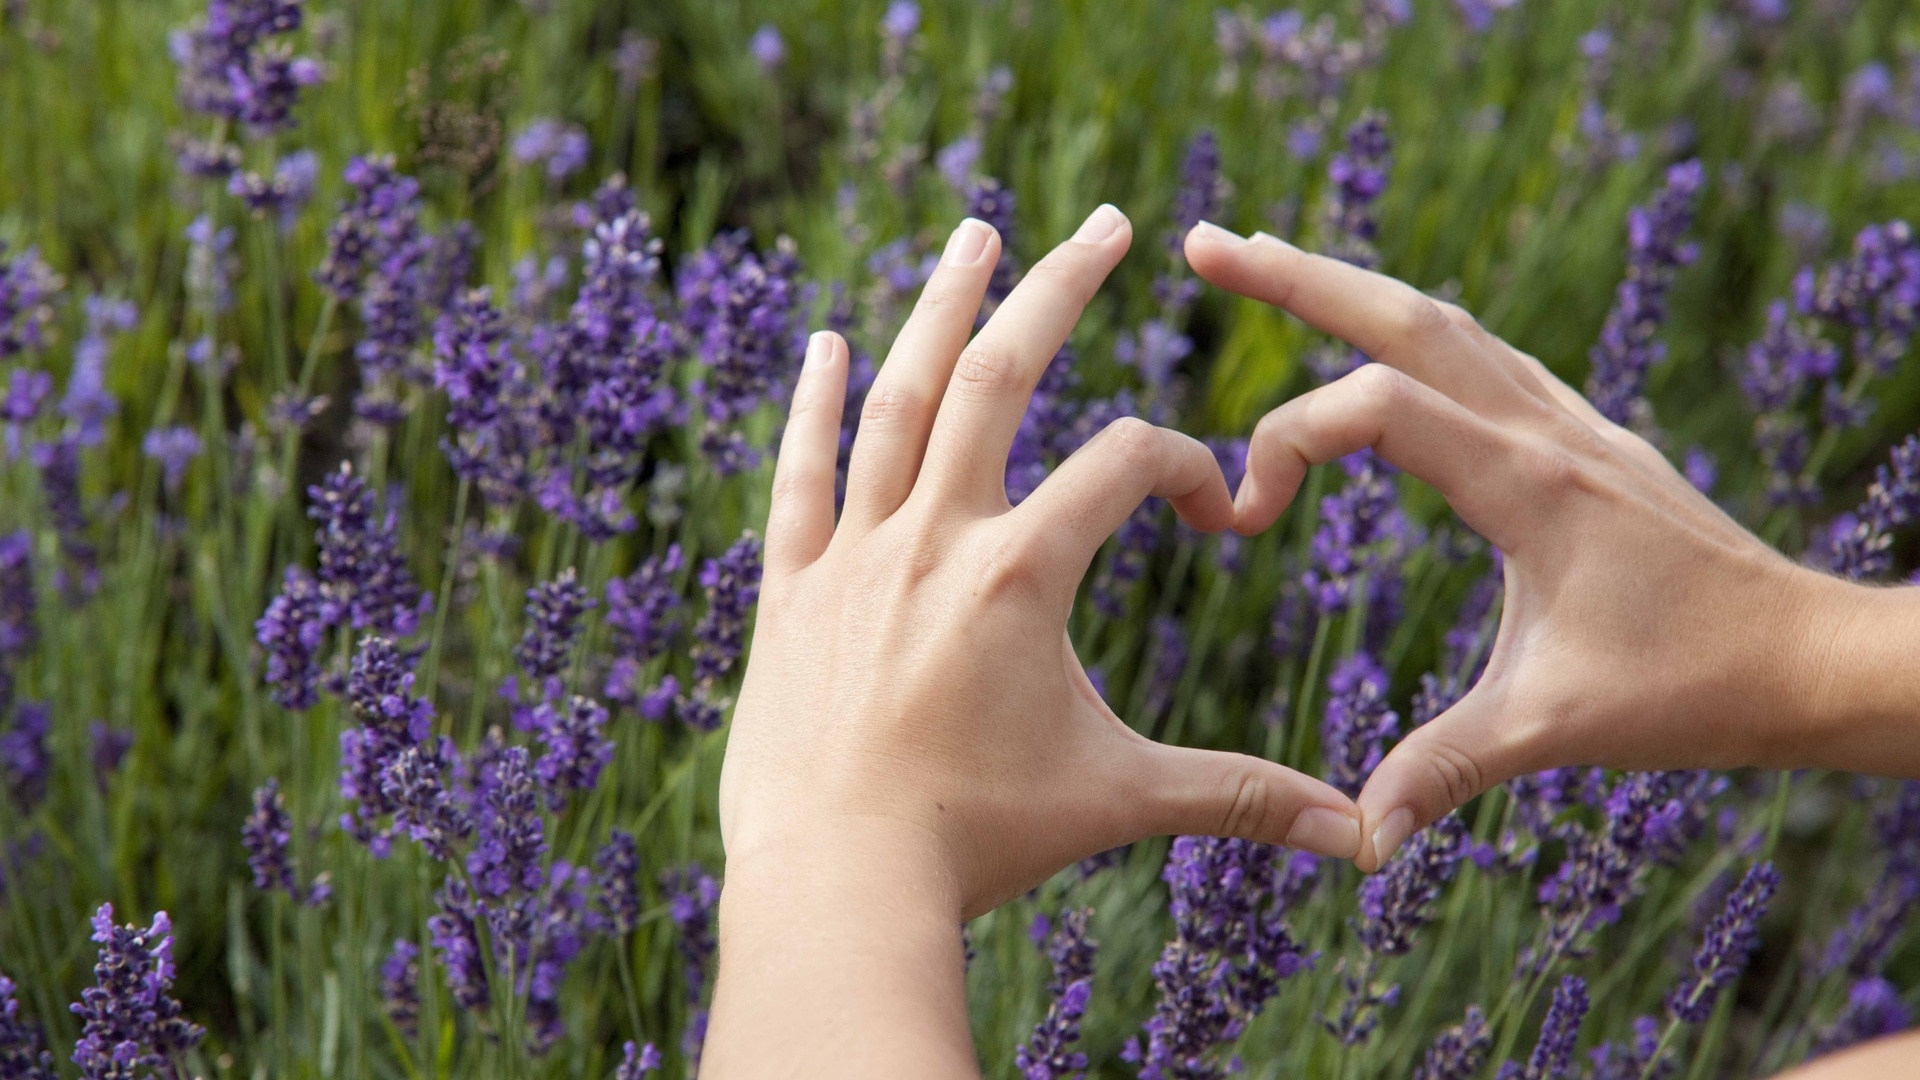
(1183, 223, 1533, 415)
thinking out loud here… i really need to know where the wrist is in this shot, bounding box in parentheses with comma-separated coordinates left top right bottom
(720, 815, 966, 936)
(1773, 572, 1920, 774)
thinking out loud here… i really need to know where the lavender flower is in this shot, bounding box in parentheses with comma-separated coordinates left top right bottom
(1811, 977, 1912, 1058)
(185, 215, 236, 313)
(1325, 112, 1393, 269)
(70, 904, 203, 1079)
(429, 879, 490, 1012)
(749, 24, 785, 71)
(679, 232, 805, 474)
(170, 0, 320, 132)
(89, 722, 132, 791)
(0, 533, 36, 676)
(1322, 651, 1399, 798)
(1413, 560, 1502, 725)
(1585, 161, 1705, 427)
(967, 178, 1020, 311)
(1016, 908, 1098, 1080)
(691, 533, 762, 686)
(0, 703, 50, 816)
(617, 1041, 663, 1078)
(1799, 221, 1920, 378)
(0, 971, 55, 1079)
(1357, 815, 1469, 957)
(592, 830, 641, 936)
(1667, 861, 1777, 1022)
(512, 118, 591, 181)
(256, 565, 343, 710)
(1303, 450, 1408, 617)
(521, 863, 591, 1054)
(1128, 838, 1311, 1078)
(433, 287, 532, 503)
(1498, 976, 1588, 1080)
(338, 636, 436, 853)
(141, 426, 202, 494)
(1412, 1006, 1491, 1080)
(880, 0, 919, 78)
(379, 742, 469, 861)
(515, 569, 593, 686)
(1821, 434, 1919, 580)
(531, 696, 612, 809)
(468, 745, 548, 900)
(604, 544, 685, 705)
(663, 863, 720, 1067)
(243, 778, 329, 905)
(64, 297, 135, 446)
(309, 463, 424, 638)
(0, 243, 61, 359)
(1168, 131, 1229, 254)
(379, 939, 421, 1040)
(229, 150, 319, 224)
(318, 156, 422, 301)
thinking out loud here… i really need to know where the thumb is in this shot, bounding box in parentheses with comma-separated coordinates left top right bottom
(1132, 742, 1364, 860)
(1352, 683, 1528, 872)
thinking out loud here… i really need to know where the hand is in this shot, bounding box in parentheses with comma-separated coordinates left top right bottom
(719, 208, 1365, 919)
(1184, 222, 1859, 872)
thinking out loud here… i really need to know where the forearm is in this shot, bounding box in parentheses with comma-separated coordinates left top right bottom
(702, 820, 979, 1079)
(1781, 577, 1920, 777)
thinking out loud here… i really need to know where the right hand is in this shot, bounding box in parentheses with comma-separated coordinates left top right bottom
(1185, 223, 1858, 871)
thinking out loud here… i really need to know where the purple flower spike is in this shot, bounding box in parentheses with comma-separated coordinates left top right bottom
(531, 696, 613, 809)
(70, 903, 203, 1079)
(679, 232, 806, 474)
(750, 24, 785, 71)
(1325, 111, 1393, 269)
(1304, 450, 1408, 618)
(1821, 435, 1919, 581)
(170, 0, 318, 133)
(379, 939, 422, 1040)
(243, 778, 330, 905)
(1666, 861, 1777, 1023)
(1169, 131, 1229, 255)
(1, 970, 56, 1079)
(616, 1041, 663, 1078)
(467, 746, 548, 900)
(0, 243, 63, 360)
(309, 463, 425, 638)
(691, 533, 763, 687)
(1016, 908, 1098, 1080)
(515, 568, 594, 686)
(1413, 1006, 1491, 1080)
(0, 702, 50, 816)
(1811, 977, 1912, 1059)
(1498, 976, 1589, 1080)
(592, 830, 642, 936)
(1322, 651, 1399, 798)
(141, 426, 203, 494)
(257, 565, 344, 711)
(1586, 160, 1705, 427)
(433, 287, 533, 503)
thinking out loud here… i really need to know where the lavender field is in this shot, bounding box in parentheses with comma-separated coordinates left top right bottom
(1, 0, 1918, 1076)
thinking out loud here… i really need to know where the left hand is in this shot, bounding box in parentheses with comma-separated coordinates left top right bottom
(718, 207, 1365, 919)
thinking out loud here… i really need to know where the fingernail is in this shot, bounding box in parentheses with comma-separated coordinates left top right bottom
(945, 218, 992, 266)
(1286, 806, 1362, 859)
(1192, 219, 1246, 245)
(804, 331, 832, 370)
(1072, 203, 1125, 244)
(1370, 807, 1416, 868)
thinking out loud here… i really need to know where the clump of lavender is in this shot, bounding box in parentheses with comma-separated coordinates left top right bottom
(1818, 434, 1919, 580)
(514, 568, 593, 687)
(617, 1041, 663, 1078)
(170, 0, 320, 134)
(1585, 160, 1704, 427)
(1413, 559, 1502, 726)
(229, 150, 319, 225)
(1, 971, 54, 1079)
(1303, 451, 1408, 620)
(433, 287, 533, 504)
(1322, 651, 1399, 797)
(1, 703, 50, 816)
(0, 243, 62, 359)
(682, 533, 762, 731)
(1497, 976, 1589, 1080)
(1016, 908, 1098, 1080)
(141, 426, 202, 494)
(512, 118, 591, 182)
(338, 636, 442, 854)
(1665, 861, 1778, 1023)
(242, 778, 330, 906)
(967, 179, 1020, 312)
(1412, 1006, 1490, 1080)
(1324, 111, 1393, 269)
(379, 939, 421, 1040)
(1810, 976, 1912, 1058)
(308, 463, 425, 638)
(680, 232, 807, 474)
(663, 864, 720, 1064)
(256, 566, 343, 710)
(468, 745, 548, 900)
(530, 696, 612, 809)
(592, 830, 641, 936)
(1331, 815, 1470, 1044)
(1127, 838, 1312, 1078)
(69, 903, 203, 1078)
(1168, 131, 1229, 254)
(604, 545, 686, 707)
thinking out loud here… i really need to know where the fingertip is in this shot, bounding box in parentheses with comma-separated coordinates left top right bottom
(1285, 803, 1364, 860)
(1183, 220, 1244, 278)
(1361, 806, 1415, 873)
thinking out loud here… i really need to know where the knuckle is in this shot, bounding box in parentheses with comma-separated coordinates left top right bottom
(1421, 738, 1487, 809)
(1519, 438, 1584, 494)
(951, 343, 1023, 400)
(1348, 362, 1410, 410)
(768, 462, 821, 506)
(859, 383, 923, 430)
(974, 531, 1050, 603)
(1218, 769, 1273, 840)
(1435, 301, 1482, 335)
(1389, 293, 1453, 344)
(1102, 416, 1161, 466)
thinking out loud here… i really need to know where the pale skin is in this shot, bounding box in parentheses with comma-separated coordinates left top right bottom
(701, 210, 1920, 1079)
